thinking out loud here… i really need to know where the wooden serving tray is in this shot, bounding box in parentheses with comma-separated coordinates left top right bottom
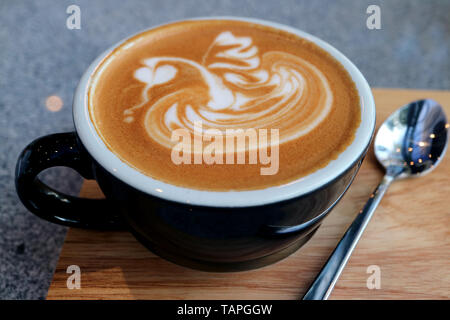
(47, 89, 450, 300)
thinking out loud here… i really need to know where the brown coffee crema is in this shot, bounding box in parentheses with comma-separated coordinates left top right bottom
(89, 19, 361, 190)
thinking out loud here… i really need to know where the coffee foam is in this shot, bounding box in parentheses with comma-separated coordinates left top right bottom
(122, 31, 333, 152)
(89, 20, 361, 190)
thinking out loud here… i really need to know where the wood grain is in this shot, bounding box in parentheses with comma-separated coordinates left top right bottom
(47, 89, 450, 300)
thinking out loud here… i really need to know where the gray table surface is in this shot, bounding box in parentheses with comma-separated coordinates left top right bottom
(1, 0, 449, 299)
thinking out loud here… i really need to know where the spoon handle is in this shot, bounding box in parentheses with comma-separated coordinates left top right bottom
(302, 174, 394, 300)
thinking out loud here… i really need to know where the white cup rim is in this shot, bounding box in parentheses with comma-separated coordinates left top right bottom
(73, 16, 376, 207)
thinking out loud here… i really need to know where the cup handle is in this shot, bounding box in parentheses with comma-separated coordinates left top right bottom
(15, 132, 124, 229)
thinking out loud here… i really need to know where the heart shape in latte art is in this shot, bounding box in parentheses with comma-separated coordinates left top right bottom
(122, 31, 333, 151)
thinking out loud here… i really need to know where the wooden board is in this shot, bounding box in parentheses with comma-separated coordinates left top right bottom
(47, 89, 450, 300)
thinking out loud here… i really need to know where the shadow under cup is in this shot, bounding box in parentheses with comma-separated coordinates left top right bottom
(15, 17, 376, 272)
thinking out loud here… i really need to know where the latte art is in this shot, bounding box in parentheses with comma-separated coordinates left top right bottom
(89, 19, 360, 190)
(123, 31, 333, 151)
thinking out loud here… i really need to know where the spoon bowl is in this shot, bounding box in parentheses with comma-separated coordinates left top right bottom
(375, 99, 448, 178)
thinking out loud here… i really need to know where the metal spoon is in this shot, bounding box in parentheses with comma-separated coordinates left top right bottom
(302, 99, 448, 300)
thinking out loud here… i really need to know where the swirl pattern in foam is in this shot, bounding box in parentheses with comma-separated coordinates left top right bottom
(123, 31, 333, 150)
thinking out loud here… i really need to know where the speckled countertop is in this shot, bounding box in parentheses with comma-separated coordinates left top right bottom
(0, 0, 449, 299)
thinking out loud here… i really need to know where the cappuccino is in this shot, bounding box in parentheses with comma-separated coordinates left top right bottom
(89, 19, 360, 190)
